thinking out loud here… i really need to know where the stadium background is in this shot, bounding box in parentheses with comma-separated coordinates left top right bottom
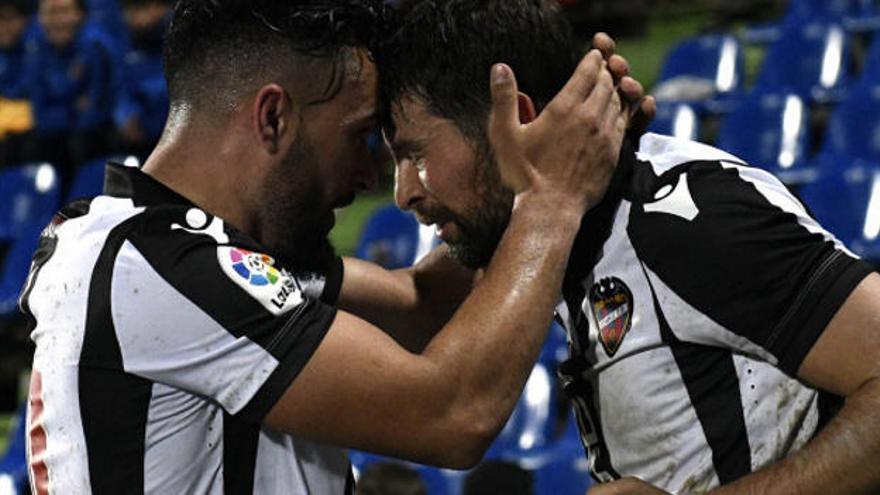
(1, 0, 879, 493)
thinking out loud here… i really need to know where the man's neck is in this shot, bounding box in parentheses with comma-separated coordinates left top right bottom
(141, 124, 257, 238)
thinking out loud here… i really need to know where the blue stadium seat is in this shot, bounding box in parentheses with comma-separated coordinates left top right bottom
(486, 415, 591, 495)
(531, 432, 591, 495)
(858, 36, 880, 89)
(354, 204, 423, 269)
(741, 0, 869, 44)
(753, 21, 850, 103)
(653, 34, 745, 114)
(844, 0, 880, 32)
(0, 405, 29, 495)
(350, 451, 467, 495)
(784, 0, 863, 24)
(647, 103, 700, 142)
(67, 158, 110, 203)
(819, 82, 880, 162)
(800, 158, 880, 261)
(0, 163, 61, 317)
(716, 91, 815, 185)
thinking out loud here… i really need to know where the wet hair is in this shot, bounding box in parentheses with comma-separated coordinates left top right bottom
(378, 0, 578, 142)
(163, 0, 386, 112)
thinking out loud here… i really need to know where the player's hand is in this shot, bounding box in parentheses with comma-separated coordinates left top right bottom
(587, 477, 670, 495)
(592, 32, 656, 138)
(488, 50, 629, 214)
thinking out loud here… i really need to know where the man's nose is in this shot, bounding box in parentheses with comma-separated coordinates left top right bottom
(394, 161, 425, 211)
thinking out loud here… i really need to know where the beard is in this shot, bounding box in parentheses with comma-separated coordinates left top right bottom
(258, 131, 338, 276)
(436, 151, 513, 270)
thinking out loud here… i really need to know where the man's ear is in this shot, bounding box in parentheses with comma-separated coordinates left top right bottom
(253, 84, 294, 155)
(517, 92, 537, 125)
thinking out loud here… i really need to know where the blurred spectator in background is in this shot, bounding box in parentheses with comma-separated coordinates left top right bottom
(356, 462, 427, 495)
(0, 0, 34, 99)
(23, 0, 120, 190)
(0, 0, 36, 167)
(113, 0, 169, 160)
(85, 0, 127, 46)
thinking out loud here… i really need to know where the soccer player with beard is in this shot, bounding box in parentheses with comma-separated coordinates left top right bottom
(19, 1, 644, 493)
(349, 1, 880, 494)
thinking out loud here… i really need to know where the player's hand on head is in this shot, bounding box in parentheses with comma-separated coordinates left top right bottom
(592, 32, 657, 138)
(487, 50, 629, 214)
(586, 477, 670, 495)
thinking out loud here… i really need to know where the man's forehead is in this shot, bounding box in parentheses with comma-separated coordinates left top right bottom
(389, 95, 436, 136)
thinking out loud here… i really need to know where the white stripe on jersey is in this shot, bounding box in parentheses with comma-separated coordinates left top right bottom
(111, 241, 280, 415)
(143, 382, 224, 493)
(253, 430, 351, 493)
(28, 196, 145, 494)
(636, 133, 746, 173)
(641, 265, 778, 365)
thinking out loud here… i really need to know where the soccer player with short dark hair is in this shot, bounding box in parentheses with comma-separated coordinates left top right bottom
(365, 1, 880, 493)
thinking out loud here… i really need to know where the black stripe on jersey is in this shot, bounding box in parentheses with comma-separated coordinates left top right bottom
(816, 391, 844, 433)
(345, 464, 355, 495)
(104, 163, 196, 208)
(236, 299, 337, 422)
(557, 356, 622, 481)
(222, 413, 261, 494)
(79, 213, 154, 495)
(643, 263, 752, 485)
(321, 256, 344, 305)
(559, 277, 621, 482)
(121, 206, 336, 422)
(627, 160, 874, 377)
(126, 207, 334, 357)
(767, 250, 873, 375)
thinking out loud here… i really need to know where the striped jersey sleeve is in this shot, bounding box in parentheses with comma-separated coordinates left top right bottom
(627, 155, 873, 375)
(89, 205, 337, 422)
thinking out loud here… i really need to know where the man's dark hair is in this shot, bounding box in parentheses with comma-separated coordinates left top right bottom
(0, 0, 34, 16)
(163, 0, 385, 111)
(378, 0, 578, 142)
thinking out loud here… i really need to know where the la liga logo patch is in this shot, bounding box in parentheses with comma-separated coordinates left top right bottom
(218, 246, 303, 315)
(589, 277, 633, 358)
(228, 248, 280, 286)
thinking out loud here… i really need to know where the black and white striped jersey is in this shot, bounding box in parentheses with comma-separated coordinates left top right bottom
(555, 134, 874, 493)
(21, 164, 352, 494)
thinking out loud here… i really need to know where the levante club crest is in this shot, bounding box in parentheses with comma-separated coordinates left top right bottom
(589, 277, 634, 358)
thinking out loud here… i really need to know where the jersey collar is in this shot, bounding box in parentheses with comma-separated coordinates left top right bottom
(103, 162, 197, 208)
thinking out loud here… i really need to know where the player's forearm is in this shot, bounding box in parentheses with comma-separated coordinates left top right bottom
(339, 249, 474, 352)
(420, 193, 582, 453)
(710, 377, 880, 495)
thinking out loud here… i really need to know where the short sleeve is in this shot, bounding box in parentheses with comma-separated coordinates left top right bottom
(629, 161, 874, 376)
(105, 211, 337, 422)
